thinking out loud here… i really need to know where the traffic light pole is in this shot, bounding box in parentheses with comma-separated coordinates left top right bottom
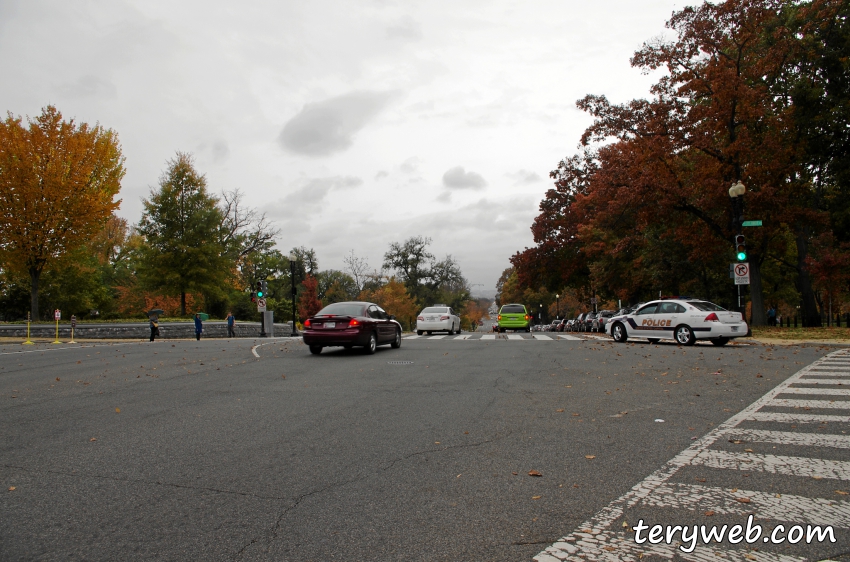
(290, 259, 298, 337)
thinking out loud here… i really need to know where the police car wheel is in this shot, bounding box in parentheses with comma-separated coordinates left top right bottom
(611, 322, 627, 343)
(647, 338, 659, 345)
(711, 337, 729, 347)
(675, 325, 696, 346)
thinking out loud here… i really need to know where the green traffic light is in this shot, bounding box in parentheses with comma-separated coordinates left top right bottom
(257, 291, 264, 298)
(737, 251, 747, 261)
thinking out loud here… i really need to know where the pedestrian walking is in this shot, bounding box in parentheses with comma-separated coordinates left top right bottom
(767, 306, 777, 327)
(149, 317, 159, 342)
(194, 313, 203, 341)
(226, 311, 236, 338)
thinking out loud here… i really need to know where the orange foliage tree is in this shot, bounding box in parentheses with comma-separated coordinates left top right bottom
(0, 106, 125, 319)
(358, 277, 419, 330)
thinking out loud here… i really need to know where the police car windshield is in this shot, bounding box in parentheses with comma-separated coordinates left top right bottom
(689, 301, 726, 312)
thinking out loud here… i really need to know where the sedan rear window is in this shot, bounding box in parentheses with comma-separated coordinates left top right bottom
(501, 305, 526, 313)
(421, 307, 449, 314)
(688, 301, 726, 312)
(316, 303, 367, 317)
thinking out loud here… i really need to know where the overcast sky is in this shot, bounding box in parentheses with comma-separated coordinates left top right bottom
(0, 0, 685, 297)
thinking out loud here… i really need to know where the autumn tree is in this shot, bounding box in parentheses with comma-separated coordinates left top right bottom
(298, 274, 322, 322)
(136, 153, 229, 316)
(0, 106, 125, 319)
(358, 277, 419, 330)
(383, 236, 470, 307)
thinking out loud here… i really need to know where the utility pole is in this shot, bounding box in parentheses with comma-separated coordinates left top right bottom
(289, 253, 298, 336)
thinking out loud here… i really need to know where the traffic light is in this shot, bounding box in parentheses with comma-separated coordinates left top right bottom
(256, 280, 264, 298)
(735, 234, 747, 261)
(250, 292, 256, 303)
(261, 280, 268, 296)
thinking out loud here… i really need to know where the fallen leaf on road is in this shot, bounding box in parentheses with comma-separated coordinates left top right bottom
(704, 511, 715, 516)
(835, 490, 848, 495)
(735, 497, 751, 503)
(730, 439, 744, 444)
(813, 476, 823, 480)
(8, 486, 15, 491)
(604, 546, 616, 552)
(89, 438, 96, 442)
(572, 413, 580, 416)
(556, 409, 565, 413)
(512, 472, 518, 475)
(55, 378, 60, 381)
(744, 449, 753, 453)
(532, 495, 542, 500)
(585, 455, 596, 459)
(695, 478, 706, 482)
(528, 470, 542, 477)
(281, 375, 285, 379)
(115, 408, 120, 413)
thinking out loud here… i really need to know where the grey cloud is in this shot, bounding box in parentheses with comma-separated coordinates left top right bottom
(212, 140, 230, 163)
(442, 166, 487, 190)
(57, 75, 118, 99)
(436, 191, 451, 203)
(386, 17, 422, 41)
(399, 156, 420, 174)
(278, 91, 396, 156)
(375, 170, 389, 180)
(508, 169, 543, 185)
(271, 176, 363, 216)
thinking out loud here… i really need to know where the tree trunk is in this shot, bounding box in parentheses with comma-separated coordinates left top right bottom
(29, 267, 40, 320)
(748, 259, 767, 326)
(181, 291, 187, 317)
(795, 230, 822, 327)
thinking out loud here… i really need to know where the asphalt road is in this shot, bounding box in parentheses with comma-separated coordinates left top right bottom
(0, 334, 846, 561)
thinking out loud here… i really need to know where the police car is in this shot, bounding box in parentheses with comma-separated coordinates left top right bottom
(605, 299, 748, 346)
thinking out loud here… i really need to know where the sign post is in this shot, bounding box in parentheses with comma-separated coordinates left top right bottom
(23, 310, 34, 345)
(53, 309, 62, 344)
(70, 315, 77, 344)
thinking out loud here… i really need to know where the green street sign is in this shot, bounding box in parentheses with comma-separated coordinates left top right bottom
(741, 220, 763, 227)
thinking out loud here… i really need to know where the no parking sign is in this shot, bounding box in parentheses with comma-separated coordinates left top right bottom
(734, 263, 750, 285)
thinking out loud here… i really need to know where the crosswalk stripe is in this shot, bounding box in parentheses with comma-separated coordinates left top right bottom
(768, 398, 850, 409)
(794, 378, 850, 385)
(507, 335, 524, 340)
(534, 334, 553, 340)
(642, 482, 850, 528)
(480, 335, 495, 340)
(535, 529, 805, 562)
(746, 411, 850, 423)
(800, 371, 850, 376)
(692, 449, 850, 480)
(781, 387, 850, 396)
(536, 349, 850, 562)
(558, 334, 581, 340)
(724, 428, 850, 449)
(452, 334, 472, 340)
(427, 335, 446, 340)
(404, 335, 421, 339)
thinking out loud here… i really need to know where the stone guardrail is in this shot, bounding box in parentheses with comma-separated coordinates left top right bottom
(0, 321, 294, 340)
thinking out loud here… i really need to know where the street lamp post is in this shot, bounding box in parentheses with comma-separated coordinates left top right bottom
(729, 181, 747, 312)
(539, 303, 543, 324)
(289, 252, 298, 336)
(556, 294, 560, 320)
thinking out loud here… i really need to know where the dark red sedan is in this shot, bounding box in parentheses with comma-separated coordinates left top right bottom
(302, 301, 403, 355)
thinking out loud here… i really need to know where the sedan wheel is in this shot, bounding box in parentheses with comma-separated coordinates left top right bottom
(364, 333, 377, 354)
(647, 338, 659, 345)
(675, 325, 696, 346)
(309, 345, 322, 355)
(611, 322, 628, 343)
(711, 337, 729, 347)
(391, 328, 402, 348)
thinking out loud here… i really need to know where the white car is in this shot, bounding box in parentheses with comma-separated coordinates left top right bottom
(416, 306, 461, 335)
(605, 299, 748, 346)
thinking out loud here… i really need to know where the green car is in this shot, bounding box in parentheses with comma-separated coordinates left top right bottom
(498, 303, 531, 332)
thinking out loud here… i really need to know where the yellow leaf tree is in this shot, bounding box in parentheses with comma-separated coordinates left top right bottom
(358, 277, 419, 330)
(0, 106, 125, 319)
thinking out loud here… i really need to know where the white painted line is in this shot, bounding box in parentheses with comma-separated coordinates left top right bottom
(795, 378, 850, 385)
(800, 372, 850, 376)
(536, 349, 850, 561)
(404, 335, 421, 339)
(536, 528, 805, 562)
(782, 387, 850, 396)
(724, 428, 850, 449)
(427, 335, 446, 340)
(692, 449, 850, 480)
(480, 335, 495, 340)
(557, 334, 581, 340)
(452, 334, 472, 340)
(768, 398, 850, 410)
(534, 334, 553, 340)
(746, 411, 850, 424)
(811, 365, 850, 370)
(642, 482, 850, 528)
(507, 334, 524, 340)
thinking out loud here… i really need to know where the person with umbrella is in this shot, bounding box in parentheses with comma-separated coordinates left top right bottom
(148, 309, 164, 342)
(194, 313, 203, 341)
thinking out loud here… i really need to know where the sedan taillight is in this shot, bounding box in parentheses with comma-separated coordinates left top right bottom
(349, 319, 360, 327)
(304, 318, 312, 328)
(417, 316, 424, 321)
(704, 313, 720, 322)
(440, 315, 450, 321)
